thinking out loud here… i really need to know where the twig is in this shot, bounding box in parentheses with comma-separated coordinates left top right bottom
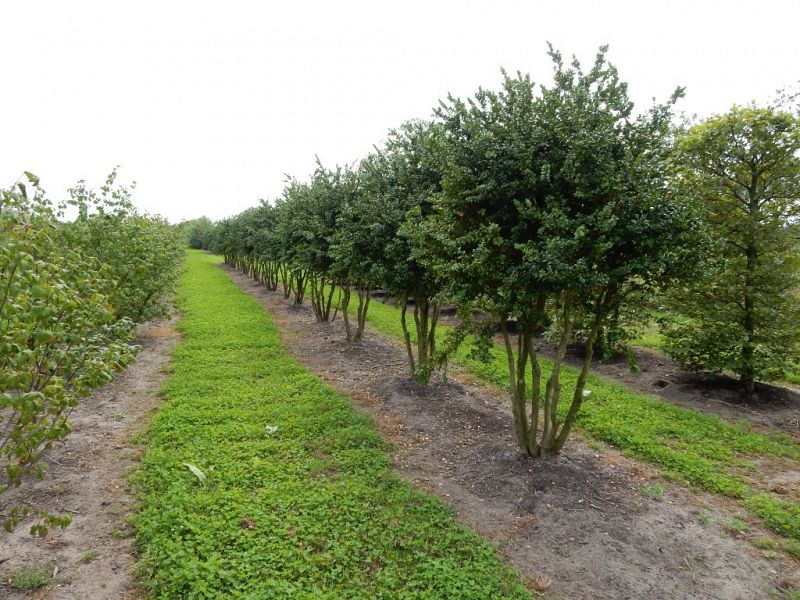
(682, 557, 696, 584)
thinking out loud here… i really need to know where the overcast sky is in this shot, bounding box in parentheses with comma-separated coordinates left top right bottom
(1, 1, 798, 223)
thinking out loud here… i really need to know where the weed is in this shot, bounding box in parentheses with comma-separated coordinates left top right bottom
(723, 518, 750, 536)
(754, 538, 778, 550)
(698, 508, 712, 525)
(9, 565, 50, 591)
(112, 412, 126, 421)
(639, 484, 665, 501)
(81, 550, 98, 563)
(528, 574, 552, 593)
(785, 540, 800, 560)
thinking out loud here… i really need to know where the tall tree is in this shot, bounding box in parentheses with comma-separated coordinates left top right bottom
(664, 105, 800, 395)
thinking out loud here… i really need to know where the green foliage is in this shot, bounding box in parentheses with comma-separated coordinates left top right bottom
(663, 104, 800, 392)
(181, 217, 217, 251)
(133, 251, 529, 599)
(8, 565, 50, 591)
(416, 46, 703, 456)
(62, 168, 185, 322)
(1, 170, 182, 536)
(1, 174, 138, 534)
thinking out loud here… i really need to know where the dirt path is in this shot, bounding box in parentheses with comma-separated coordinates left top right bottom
(223, 266, 799, 600)
(0, 318, 179, 600)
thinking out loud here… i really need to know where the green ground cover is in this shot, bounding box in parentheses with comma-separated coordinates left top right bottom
(132, 251, 530, 599)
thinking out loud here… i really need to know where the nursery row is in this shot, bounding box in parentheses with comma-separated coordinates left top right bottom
(206, 46, 800, 463)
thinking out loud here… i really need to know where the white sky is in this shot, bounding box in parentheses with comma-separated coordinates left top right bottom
(1, 1, 798, 223)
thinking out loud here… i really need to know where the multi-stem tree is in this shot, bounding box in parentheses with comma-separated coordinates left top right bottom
(330, 158, 390, 343)
(420, 47, 702, 457)
(380, 122, 446, 383)
(281, 164, 346, 320)
(663, 104, 800, 395)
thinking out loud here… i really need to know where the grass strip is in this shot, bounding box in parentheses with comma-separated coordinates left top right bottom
(132, 251, 530, 599)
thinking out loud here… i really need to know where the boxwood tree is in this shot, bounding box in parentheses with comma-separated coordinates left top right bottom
(329, 157, 391, 343)
(421, 47, 702, 457)
(281, 163, 346, 320)
(382, 121, 447, 383)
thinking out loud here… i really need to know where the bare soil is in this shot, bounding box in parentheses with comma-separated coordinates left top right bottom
(223, 266, 800, 600)
(0, 318, 179, 600)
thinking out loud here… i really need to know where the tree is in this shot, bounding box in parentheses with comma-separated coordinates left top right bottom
(380, 122, 447, 383)
(663, 104, 800, 395)
(419, 47, 702, 457)
(183, 217, 216, 250)
(280, 163, 347, 320)
(329, 157, 392, 343)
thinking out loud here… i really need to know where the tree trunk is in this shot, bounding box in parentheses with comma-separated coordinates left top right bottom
(342, 285, 353, 342)
(741, 175, 759, 397)
(400, 294, 416, 376)
(501, 319, 532, 455)
(354, 286, 370, 342)
(551, 319, 602, 453)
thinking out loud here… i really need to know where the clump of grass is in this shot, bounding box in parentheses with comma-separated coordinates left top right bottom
(9, 565, 50, 591)
(81, 550, 98, 563)
(639, 484, 665, 501)
(527, 574, 551, 594)
(723, 518, 750, 537)
(698, 508, 712, 525)
(785, 539, 800, 560)
(753, 538, 778, 550)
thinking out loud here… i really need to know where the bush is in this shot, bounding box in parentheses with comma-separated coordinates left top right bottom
(0, 171, 183, 535)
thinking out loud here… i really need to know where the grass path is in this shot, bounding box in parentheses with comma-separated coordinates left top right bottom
(132, 252, 530, 599)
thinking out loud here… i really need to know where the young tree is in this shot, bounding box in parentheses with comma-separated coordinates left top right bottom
(380, 122, 446, 383)
(419, 48, 701, 457)
(280, 164, 346, 320)
(183, 216, 216, 250)
(330, 157, 391, 343)
(663, 105, 800, 395)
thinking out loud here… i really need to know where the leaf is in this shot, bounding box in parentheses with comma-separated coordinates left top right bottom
(182, 462, 206, 483)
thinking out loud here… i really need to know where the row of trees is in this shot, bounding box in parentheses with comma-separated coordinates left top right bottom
(214, 47, 800, 458)
(1, 170, 184, 535)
